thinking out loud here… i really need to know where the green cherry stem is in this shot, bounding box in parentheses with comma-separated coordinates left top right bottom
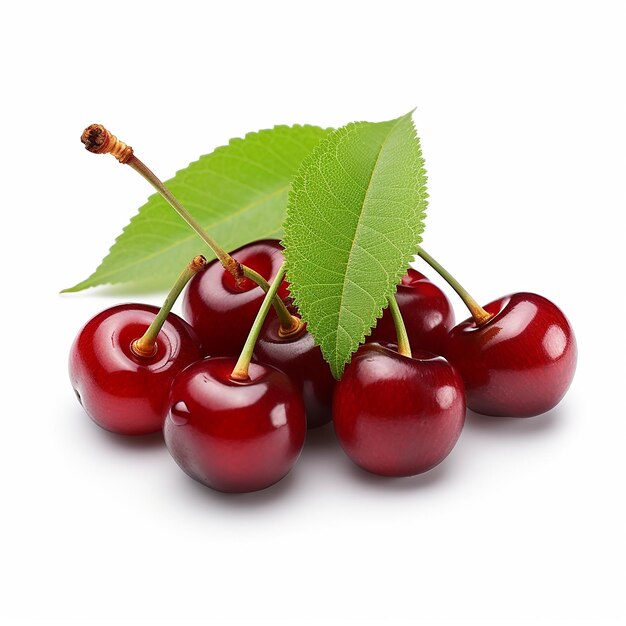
(131, 255, 208, 358)
(231, 263, 287, 381)
(417, 246, 492, 326)
(129, 160, 233, 267)
(80, 123, 297, 333)
(388, 293, 412, 358)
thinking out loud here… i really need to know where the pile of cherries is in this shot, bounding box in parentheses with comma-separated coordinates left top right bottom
(69, 238, 577, 493)
(70, 123, 577, 493)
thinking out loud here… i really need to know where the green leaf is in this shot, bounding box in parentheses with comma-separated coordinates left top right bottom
(64, 124, 330, 292)
(283, 112, 428, 379)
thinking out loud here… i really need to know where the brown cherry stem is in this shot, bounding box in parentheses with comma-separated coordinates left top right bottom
(231, 263, 288, 381)
(131, 255, 207, 358)
(80, 123, 296, 332)
(416, 246, 493, 326)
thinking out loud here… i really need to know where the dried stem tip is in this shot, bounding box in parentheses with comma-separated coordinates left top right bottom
(81, 124, 134, 164)
(190, 255, 208, 273)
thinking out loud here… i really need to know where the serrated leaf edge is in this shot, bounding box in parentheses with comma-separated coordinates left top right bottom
(283, 112, 428, 378)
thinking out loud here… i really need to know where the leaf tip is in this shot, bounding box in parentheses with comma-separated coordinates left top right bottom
(60, 282, 87, 294)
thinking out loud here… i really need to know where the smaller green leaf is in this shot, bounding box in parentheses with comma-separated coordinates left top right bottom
(283, 112, 428, 379)
(65, 124, 330, 293)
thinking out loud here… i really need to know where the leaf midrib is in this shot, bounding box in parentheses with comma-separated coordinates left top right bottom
(333, 118, 403, 367)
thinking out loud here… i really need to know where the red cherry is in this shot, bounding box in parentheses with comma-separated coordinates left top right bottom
(445, 292, 577, 417)
(69, 304, 203, 435)
(164, 357, 306, 492)
(254, 318, 335, 429)
(370, 269, 455, 355)
(333, 343, 466, 477)
(182, 240, 290, 356)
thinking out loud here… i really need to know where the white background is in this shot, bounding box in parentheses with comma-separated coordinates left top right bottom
(1, 2, 624, 625)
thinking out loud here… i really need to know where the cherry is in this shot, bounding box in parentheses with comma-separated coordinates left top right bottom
(164, 357, 306, 492)
(370, 268, 455, 355)
(183, 239, 292, 356)
(69, 304, 202, 435)
(416, 247, 577, 417)
(254, 318, 335, 428)
(333, 343, 466, 477)
(165, 260, 306, 492)
(445, 293, 577, 417)
(69, 256, 206, 435)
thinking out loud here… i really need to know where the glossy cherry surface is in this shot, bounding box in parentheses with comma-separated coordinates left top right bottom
(370, 269, 454, 355)
(69, 304, 203, 435)
(164, 357, 306, 493)
(182, 240, 290, 356)
(333, 343, 466, 477)
(445, 292, 577, 417)
(254, 318, 334, 429)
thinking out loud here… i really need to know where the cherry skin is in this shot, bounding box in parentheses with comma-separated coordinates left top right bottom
(164, 357, 306, 493)
(370, 269, 455, 355)
(445, 292, 577, 417)
(254, 318, 335, 429)
(69, 304, 203, 435)
(182, 240, 291, 356)
(333, 343, 466, 477)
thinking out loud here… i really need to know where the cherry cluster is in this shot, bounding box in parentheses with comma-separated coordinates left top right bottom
(70, 237, 577, 493)
(69, 123, 577, 494)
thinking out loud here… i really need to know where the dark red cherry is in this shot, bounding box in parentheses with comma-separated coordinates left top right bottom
(164, 357, 306, 493)
(69, 304, 203, 435)
(445, 292, 576, 417)
(370, 269, 454, 355)
(333, 343, 466, 477)
(182, 240, 290, 356)
(254, 318, 334, 429)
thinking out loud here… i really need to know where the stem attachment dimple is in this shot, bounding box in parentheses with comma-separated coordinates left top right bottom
(416, 246, 493, 326)
(277, 315, 305, 338)
(131, 255, 208, 359)
(231, 263, 287, 381)
(388, 293, 412, 358)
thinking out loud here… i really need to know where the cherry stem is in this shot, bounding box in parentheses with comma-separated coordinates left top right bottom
(80, 124, 295, 332)
(240, 266, 299, 333)
(417, 246, 493, 326)
(231, 263, 288, 381)
(131, 255, 207, 358)
(127, 157, 234, 268)
(388, 293, 412, 358)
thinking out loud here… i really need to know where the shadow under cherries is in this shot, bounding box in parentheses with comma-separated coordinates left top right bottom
(463, 403, 565, 438)
(98, 428, 165, 451)
(343, 454, 453, 492)
(174, 462, 300, 509)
